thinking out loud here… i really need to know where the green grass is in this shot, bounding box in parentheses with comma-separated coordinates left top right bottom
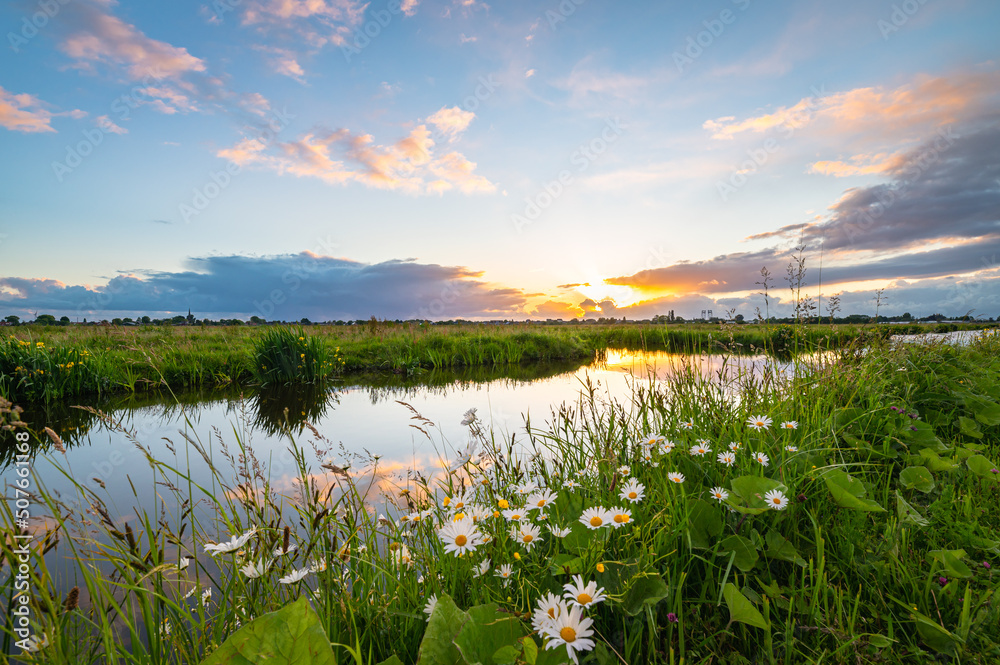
(2, 331, 999, 663)
(3, 321, 994, 403)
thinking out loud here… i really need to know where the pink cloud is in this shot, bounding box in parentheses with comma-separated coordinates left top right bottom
(426, 106, 475, 139)
(0, 87, 58, 133)
(60, 9, 205, 80)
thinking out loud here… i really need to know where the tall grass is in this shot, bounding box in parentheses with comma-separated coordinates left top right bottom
(3, 333, 1000, 663)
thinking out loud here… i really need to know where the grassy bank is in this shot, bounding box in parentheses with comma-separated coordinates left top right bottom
(2, 321, 992, 403)
(2, 332, 999, 663)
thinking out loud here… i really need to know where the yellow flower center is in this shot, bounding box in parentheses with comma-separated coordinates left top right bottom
(454, 535, 467, 547)
(537, 500, 546, 507)
(772, 498, 781, 504)
(522, 534, 533, 543)
(614, 514, 629, 523)
(589, 516, 603, 527)
(577, 593, 592, 605)
(560, 627, 577, 642)
(512, 514, 521, 520)
(628, 491, 637, 499)
(455, 502, 464, 509)
(547, 608, 556, 618)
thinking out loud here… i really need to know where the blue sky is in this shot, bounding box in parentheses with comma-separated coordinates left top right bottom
(1, 0, 998, 321)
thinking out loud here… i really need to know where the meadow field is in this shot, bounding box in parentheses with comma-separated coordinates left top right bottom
(0, 320, 990, 403)
(2, 330, 999, 663)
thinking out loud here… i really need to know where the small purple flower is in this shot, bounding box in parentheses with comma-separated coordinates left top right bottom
(908, 413, 919, 419)
(666, 613, 679, 623)
(992, 468, 999, 474)
(938, 577, 948, 587)
(890, 406, 902, 413)
(910, 426, 918, 431)
(983, 561, 992, 570)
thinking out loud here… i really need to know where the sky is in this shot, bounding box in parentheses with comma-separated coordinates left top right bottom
(1, 0, 998, 321)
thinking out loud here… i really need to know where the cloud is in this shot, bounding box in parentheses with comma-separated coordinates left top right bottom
(254, 46, 307, 83)
(0, 87, 63, 133)
(528, 300, 583, 319)
(96, 115, 128, 134)
(59, 3, 206, 80)
(426, 106, 475, 139)
(0, 254, 529, 320)
(401, 0, 420, 17)
(218, 120, 495, 195)
(704, 69, 1000, 142)
(240, 0, 367, 48)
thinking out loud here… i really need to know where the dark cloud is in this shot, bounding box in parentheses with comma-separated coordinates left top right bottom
(608, 112, 1000, 308)
(0, 254, 528, 320)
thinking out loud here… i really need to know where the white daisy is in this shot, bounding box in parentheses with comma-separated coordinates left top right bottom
(273, 542, 299, 557)
(781, 421, 798, 430)
(23, 633, 50, 653)
(201, 588, 212, 605)
(618, 479, 645, 503)
(785, 445, 798, 452)
(204, 527, 258, 557)
(617, 465, 631, 476)
(667, 472, 685, 484)
(309, 558, 328, 573)
(423, 594, 439, 619)
(176, 557, 191, 571)
(729, 441, 742, 451)
(764, 489, 789, 510)
(279, 567, 310, 584)
(717, 451, 736, 466)
(438, 517, 483, 556)
(461, 408, 478, 426)
(532, 592, 564, 633)
(579, 507, 613, 530)
(679, 421, 694, 430)
(473, 559, 491, 578)
(562, 574, 607, 608)
(708, 487, 729, 502)
(502, 508, 528, 522)
(753, 452, 770, 467)
(526, 490, 558, 512)
(609, 506, 632, 528)
(541, 603, 596, 665)
(563, 479, 579, 490)
(515, 482, 537, 496)
(512, 523, 543, 550)
(662, 439, 676, 452)
(549, 525, 571, 538)
(747, 415, 773, 431)
(495, 563, 515, 584)
(690, 443, 711, 456)
(390, 544, 412, 567)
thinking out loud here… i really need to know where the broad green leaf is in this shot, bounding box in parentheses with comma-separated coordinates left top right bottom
(718, 535, 758, 572)
(764, 530, 807, 567)
(595, 559, 639, 595)
(686, 499, 723, 549)
(896, 491, 929, 527)
(722, 583, 768, 629)
(913, 612, 960, 655)
(535, 643, 574, 665)
(918, 449, 959, 472)
(455, 603, 527, 665)
(958, 416, 983, 439)
(492, 645, 521, 665)
(966, 454, 1000, 481)
(620, 574, 669, 616)
(965, 396, 1000, 425)
(926, 550, 973, 579)
(866, 634, 893, 649)
(522, 636, 538, 665)
(726, 476, 785, 515)
(902, 422, 947, 452)
(376, 657, 405, 665)
(898, 466, 935, 492)
(823, 469, 884, 512)
(418, 594, 469, 665)
(200, 597, 336, 665)
(549, 553, 583, 577)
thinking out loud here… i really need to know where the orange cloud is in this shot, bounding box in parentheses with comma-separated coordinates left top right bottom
(809, 151, 908, 177)
(427, 106, 475, 139)
(0, 87, 59, 133)
(218, 122, 495, 195)
(705, 69, 1000, 142)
